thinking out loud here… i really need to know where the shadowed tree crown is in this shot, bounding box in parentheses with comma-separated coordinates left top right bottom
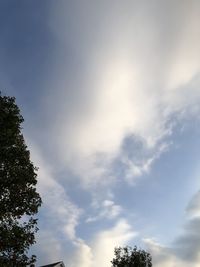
(111, 246, 152, 267)
(0, 93, 42, 266)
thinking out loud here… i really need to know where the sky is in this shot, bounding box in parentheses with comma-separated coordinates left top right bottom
(0, 1, 200, 266)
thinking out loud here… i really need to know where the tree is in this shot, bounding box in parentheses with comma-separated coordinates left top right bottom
(0, 93, 42, 266)
(111, 246, 152, 267)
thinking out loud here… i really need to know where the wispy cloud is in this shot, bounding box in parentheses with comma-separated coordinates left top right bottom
(28, 144, 83, 264)
(39, 0, 200, 193)
(2, 1, 200, 266)
(86, 199, 122, 223)
(68, 219, 136, 267)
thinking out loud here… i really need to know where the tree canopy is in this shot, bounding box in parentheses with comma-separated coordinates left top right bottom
(0, 93, 42, 266)
(111, 246, 152, 267)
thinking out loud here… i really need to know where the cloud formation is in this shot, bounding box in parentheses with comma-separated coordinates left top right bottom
(30, 145, 135, 267)
(69, 219, 136, 267)
(31, 2, 200, 264)
(145, 189, 200, 267)
(40, 0, 200, 191)
(2, 1, 200, 267)
(86, 199, 122, 223)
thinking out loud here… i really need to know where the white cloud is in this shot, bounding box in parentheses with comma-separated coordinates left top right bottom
(42, 0, 200, 190)
(37, 164, 82, 241)
(28, 144, 83, 264)
(86, 199, 122, 223)
(24, 2, 200, 265)
(91, 219, 137, 267)
(3, 2, 200, 267)
(69, 239, 93, 267)
(29, 144, 135, 267)
(63, 219, 136, 267)
(121, 142, 170, 184)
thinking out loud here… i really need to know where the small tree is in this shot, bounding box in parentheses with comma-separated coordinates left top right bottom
(0, 93, 42, 266)
(111, 246, 152, 267)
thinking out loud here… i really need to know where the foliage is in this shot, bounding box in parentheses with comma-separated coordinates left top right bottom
(111, 246, 152, 267)
(0, 93, 42, 266)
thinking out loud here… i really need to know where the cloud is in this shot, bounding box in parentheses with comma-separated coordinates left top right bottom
(86, 199, 122, 223)
(92, 219, 137, 267)
(186, 190, 200, 218)
(29, 134, 200, 267)
(144, 238, 188, 267)
(62, 219, 136, 267)
(70, 240, 93, 267)
(145, 237, 200, 267)
(29, 143, 135, 267)
(33, 230, 63, 265)
(22, 2, 200, 266)
(28, 144, 83, 264)
(39, 0, 200, 191)
(144, 189, 200, 267)
(120, 141, 170, 184)
(37, 160, 82, 241)
(2, 2, 200, 267)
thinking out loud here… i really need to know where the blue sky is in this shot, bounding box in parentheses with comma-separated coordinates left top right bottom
(1, 1, 200, 266)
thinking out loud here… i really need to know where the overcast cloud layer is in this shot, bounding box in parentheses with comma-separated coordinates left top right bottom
(1, 1, 200, 266)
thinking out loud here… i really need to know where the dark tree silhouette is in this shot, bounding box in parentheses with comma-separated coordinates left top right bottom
(0, 93, 42, 266)
(111, 246, 152, 267)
